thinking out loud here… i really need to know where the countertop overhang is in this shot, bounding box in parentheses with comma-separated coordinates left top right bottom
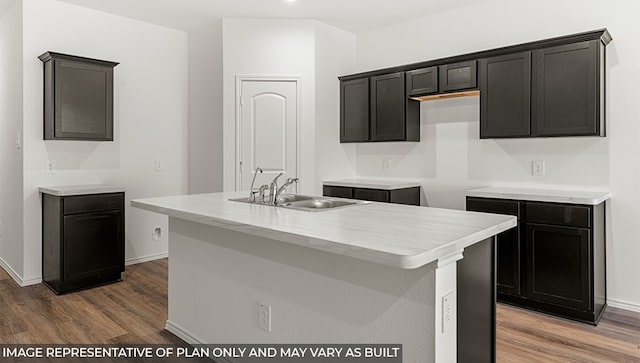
(466, 187, 611, 205)
(132, 192, 516, 269)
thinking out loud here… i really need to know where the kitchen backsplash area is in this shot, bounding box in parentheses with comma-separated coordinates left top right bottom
(354, 97, 610, 209)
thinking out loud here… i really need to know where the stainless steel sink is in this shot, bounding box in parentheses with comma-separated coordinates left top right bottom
(283, 199, 357, 210)
(229, 194, 369, 212)
(276, 194, 314, 203)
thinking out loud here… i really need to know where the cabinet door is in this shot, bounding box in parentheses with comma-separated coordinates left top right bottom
(532, 40, 600, 136)
(526, 223, 591, 310)
(479, 52, 531, 138)
(406, 67, 438, 96)
(63, 210, 124, 281)
(466, 197, 521, 296)
(495, 226, 521, 296)
(439, 60, 477, 92)
(340, 78, 369, 142)
(53, 59, 114, 140)
(370, 72, 406, 141)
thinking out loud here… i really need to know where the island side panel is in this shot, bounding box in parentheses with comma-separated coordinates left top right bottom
(457, 237, 496, 363)
(167, 217, 437, 363)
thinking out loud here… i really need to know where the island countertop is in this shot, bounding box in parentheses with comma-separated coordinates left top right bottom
(132, 192, 516, 269)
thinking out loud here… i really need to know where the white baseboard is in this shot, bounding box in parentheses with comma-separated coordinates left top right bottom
(125, 252, 168, 266)
(0, 256, 41, 287)
(165, 320, 203, 344)
(608, 299, 640, 314)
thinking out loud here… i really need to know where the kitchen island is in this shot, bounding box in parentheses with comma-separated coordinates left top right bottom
(132, 192, 516, 362)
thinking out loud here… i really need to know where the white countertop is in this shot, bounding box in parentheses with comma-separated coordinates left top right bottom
(39, 184, 126, 196)
(131, 192, 516, 269)
(323, 178, 421, 190)
(466, 187, 610, 205)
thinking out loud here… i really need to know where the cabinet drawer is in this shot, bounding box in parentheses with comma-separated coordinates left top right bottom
(353, 188, 390, 203)
(322, 186, 353, 199)
(466, 197, 521, 219)
(63, 193, 124, 215)
(526, 202, 590, 228)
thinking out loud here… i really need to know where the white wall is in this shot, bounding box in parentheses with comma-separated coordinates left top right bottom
(222, 19, 316, 194)
(313, 22, 358, 193)
(188, 20, 223, 194)
(354, 0, 640, 309)
(0, 0, 24, 281)
(19, 0, 188, 282)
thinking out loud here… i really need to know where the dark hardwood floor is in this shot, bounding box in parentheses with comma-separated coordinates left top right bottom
(2, 258, 640, 362)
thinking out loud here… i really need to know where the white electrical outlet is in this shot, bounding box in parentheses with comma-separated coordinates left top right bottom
(154, 159, 163, 172)
(15, 133, 21, 149)
(152, 226, 163, 241)
(382, 159, 391, 171)
(532, 160, 545, 177)
(46, 160, 56, 173)
(442, 292, 454, 333)
(259, 303, 271, 332)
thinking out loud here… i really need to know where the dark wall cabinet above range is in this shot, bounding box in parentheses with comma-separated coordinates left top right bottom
(339, 29, 611, 142)
(39, 52, 119, 141)
(340, 72, 420, 143)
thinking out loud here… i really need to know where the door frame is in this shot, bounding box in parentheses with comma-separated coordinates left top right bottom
(235, 75, 301, 192)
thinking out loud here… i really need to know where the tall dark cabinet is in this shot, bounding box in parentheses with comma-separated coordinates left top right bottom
(467, 192, 607, 325)
(39, 52, 119, 141)
(41, 187, 125, 294)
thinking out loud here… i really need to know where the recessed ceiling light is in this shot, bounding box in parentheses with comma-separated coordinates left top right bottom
(285, 0, 297, 3)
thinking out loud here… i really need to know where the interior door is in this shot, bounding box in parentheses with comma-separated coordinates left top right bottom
(238, 80, 298, 193)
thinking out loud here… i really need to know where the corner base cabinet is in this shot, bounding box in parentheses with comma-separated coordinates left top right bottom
(42, 191, 125, 294)
(467, 195, 606, 325)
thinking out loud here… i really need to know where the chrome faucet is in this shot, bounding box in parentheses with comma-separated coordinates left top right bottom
(276, 178, 299, 200)
(257, 184, 269, 204)
(268, 173, 283, 205)
(248, 167, 263, 202)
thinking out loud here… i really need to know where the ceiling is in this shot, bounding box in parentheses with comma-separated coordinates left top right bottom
(55, 0, 484, 33)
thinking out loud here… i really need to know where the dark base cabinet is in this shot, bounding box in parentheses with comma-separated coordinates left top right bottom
(467, 196, 606, 325)
(42, 192, 125, 294)
(323, 185, 420, 206)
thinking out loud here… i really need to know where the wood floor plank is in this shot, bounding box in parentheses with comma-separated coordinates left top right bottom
(2, 258, 640, 363)
(497, 303, 640, 362)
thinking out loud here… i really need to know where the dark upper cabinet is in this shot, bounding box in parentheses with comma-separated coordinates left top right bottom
(39, 52, 118, 141)
(532, 40, 603, 137)
(439, 60, 477, 92)
(340, 72, 419, 143)
(371, 72, 406, 141)
(406, 67, 438, 96)
(340, 78, 370, 142)
(479, 52, 532, 138)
